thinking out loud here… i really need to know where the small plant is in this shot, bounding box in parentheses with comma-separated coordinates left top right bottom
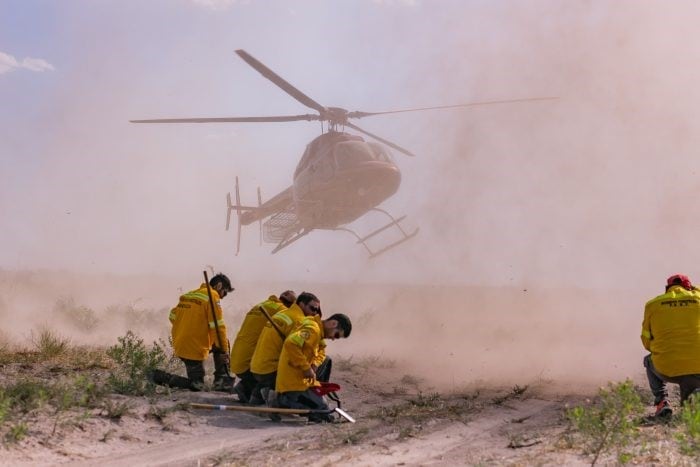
(676, 393, 700, 455)
(5, 422, 28, 443)
(101, 399, 132, 421)
(106, 331, 171, 395)
(343, 426, 369, 445)
(31, 328, 70, 359)
(567, 379, 644, 465)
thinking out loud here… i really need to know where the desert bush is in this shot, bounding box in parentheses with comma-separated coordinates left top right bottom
(567, 379, 644, 465)
(54, 296, 99, 332)
(106, 331, 173, 395)
(31, 328, 70, 359)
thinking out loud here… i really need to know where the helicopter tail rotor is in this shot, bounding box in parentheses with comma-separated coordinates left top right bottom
(225, 177, 245, 255)
(234, 177, 242, 255)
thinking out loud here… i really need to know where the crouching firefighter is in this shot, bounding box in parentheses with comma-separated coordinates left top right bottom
(229, 290, 296, 403)
(274, 313, 352, 422)
(150, 272, 235, 392)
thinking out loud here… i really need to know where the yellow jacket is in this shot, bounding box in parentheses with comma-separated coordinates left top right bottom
(641, 285, 700, 376)
(250, 303, 305, 375)
(169, 283, 229, 361)
(230, 295, 287, 374)
(276, 315, 323, 393)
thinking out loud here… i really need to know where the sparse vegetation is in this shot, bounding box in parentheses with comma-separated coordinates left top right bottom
(677, 393, 700, 455)
(101, 399, 132, 421)
(5, 422, 28, 443)
(54, 297, 99, 332)
(31, 328, 70, 359)
(567, 379, 644, 465)
(492, 384, 529, 405)
(369, 391, 477, 430)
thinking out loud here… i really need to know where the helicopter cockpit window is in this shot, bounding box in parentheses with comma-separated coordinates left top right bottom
(334, 141, 382, 170)
(367, 142, 394, 163)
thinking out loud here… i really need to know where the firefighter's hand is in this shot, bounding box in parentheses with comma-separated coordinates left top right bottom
(302, 368, 315, 379)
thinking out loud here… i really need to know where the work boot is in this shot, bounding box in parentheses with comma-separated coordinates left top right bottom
(190, 380, 205, 392)
(307, 412, 334, 424)
(212, 376, 235, 393)
(233, 381, 250, 404)
(265, 389, 282, 422)
(148, 369, 196, 391)
(654, 400, 672, 418)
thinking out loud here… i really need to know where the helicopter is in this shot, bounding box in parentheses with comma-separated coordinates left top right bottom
(132, 49, 555, 257)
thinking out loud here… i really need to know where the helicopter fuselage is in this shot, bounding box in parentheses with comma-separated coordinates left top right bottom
(239, 131, 401, 229)
(292, 132, 401, 229)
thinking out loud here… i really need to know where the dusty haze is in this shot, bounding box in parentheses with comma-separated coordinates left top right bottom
(2, 1, 699, 390)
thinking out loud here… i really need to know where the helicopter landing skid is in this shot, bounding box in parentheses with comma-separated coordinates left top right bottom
(334, 208, 419, 258)
(270, 228, 310, 255)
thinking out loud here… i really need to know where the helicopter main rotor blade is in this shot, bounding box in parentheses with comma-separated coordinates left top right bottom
(235, 49, 327, 115)
(347, 97, 558, 119)
(345, 122, 416, 157)
(130, 114, 321, 124)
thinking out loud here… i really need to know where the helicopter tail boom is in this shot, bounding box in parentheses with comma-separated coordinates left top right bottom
(226, 177, 296, 255)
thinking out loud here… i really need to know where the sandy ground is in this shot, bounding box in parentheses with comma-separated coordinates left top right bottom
(0, 271, 663, 465)
(0, 358, 604, 467)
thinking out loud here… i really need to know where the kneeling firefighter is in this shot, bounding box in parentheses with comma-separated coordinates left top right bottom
(151, 272, 235, 391)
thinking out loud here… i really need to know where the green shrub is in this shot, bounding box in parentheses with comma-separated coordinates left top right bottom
(106, 331, 171, 395)
(5, 380, 50, 413)
(567, 379, 644, 465)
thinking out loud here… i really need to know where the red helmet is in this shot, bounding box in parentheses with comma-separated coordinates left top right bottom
(667, 274, 693, 290)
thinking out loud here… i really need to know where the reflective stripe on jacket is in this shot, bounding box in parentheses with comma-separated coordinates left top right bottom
(230, 295, 287, 374)
(642, 285, 700, 376)
(276, 315, 323, 393)
(170, 283, 229, 361)
(250, 303, 305, 375)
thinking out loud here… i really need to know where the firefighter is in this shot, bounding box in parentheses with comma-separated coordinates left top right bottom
(152, 273, 234, 391)
(249, 292, 320, 404)
(229, 290, 296, 403)
(642, 274, 700, 418)
(274, 313, 352, 423)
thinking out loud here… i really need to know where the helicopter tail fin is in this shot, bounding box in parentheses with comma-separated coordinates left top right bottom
(226, 176, 263, 255)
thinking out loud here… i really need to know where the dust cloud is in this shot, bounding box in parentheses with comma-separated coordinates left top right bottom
(3, 2, 700, 391)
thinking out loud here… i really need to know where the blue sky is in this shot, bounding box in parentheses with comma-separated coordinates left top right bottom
(3, 1, 700, 289)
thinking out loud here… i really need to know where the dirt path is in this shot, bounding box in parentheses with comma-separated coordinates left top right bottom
(1, 362, 594, 466)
